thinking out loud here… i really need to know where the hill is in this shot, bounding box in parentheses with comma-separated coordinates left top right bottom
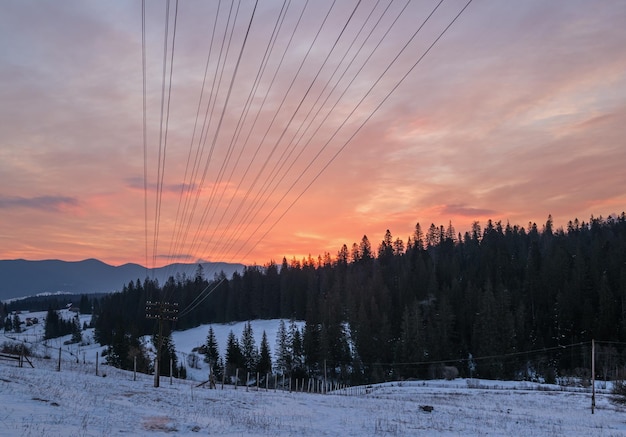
(0, 259, 244, 301)
(1, 315, 624, 436)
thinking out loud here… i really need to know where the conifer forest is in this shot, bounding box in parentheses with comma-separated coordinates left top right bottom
(88, 214, 626, 384)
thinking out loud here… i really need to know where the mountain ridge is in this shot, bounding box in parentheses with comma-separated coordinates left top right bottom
(0, 259, 245, 301)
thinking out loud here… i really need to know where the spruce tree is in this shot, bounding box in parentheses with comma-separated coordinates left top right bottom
(204, 326, 221, 380)
(12, 314, 21, 333)
(71, 316, 82, 344)
(275, 319, 291, 375)
(204, 326, 220, 365)
(240, 321, 258, 374)
(257, 330, 272, 375)
(290, 320, 304, 374)
(225, 330, 242, 378)
(152, 331, 178, 377)
(44, 308, 59, 339)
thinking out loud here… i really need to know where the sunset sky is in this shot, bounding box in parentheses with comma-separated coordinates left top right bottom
(1, 0, 625, 268)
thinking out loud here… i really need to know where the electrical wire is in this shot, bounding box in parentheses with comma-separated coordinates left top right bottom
(141, 1, 476, 319)
(142, 0, 148, 279)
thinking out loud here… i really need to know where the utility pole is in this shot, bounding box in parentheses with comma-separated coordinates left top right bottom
(145, 300, 178, 387)
(592, 339, 596, 414)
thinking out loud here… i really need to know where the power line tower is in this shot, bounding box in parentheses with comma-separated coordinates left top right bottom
(145, 300, 178, 387)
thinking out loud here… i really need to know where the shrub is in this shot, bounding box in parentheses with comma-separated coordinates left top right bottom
(611, 380, 626, 404)
(1, 342, 30, 356)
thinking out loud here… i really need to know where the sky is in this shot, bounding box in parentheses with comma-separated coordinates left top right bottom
(1, 0, 625, 268)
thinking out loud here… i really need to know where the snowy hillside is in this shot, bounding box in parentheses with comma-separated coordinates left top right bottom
(2, 355, 625, 436)
(2, 311, 626, 436)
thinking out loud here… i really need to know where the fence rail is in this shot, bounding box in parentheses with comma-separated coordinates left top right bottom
(0, 352, 34, 368)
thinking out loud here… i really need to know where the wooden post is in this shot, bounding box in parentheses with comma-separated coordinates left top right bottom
(246, 372, 250, 392)
(154, 358, 159, 387)
(96, 351, 99, 376)
(266, 373, 269, 391)
(57, 347, 62, 372)
(592, 339, 596, 414)
(235, 368, 239, 389)
(221, 371, 225, 390)
(324, 360, 327, 394)
(256, 372, 260, 391)
(134, 356, 137, 381)
(170, 358, 173, 385)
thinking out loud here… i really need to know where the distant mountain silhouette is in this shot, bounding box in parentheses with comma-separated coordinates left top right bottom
(0, 259, 244, 301)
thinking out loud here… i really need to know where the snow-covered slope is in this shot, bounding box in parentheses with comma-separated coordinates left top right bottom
(1, 356, 625, 436)
(2, 313, 626, 436)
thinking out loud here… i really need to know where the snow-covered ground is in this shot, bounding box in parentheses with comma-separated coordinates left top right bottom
(2, 311, 626, 436)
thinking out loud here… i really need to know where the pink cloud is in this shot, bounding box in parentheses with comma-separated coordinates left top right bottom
(1, 1, 625, 266)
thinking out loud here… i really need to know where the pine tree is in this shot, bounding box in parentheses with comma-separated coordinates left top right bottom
(12, 314, 22, 333)
(413, 222, 425, 250)
(44, 308, 59, 339)
(152, 331, 178, 377)
(303, 320, 320, 374)
(395, 300, 422, 378)
(240, 321, 258, 374)
(202, 325, 220, 378)
(257, 330, 272, 375)
(204, 326, 220, 365)
(71, 315, 82, 344)
(275, 320, 291, 375)
(225, 330, 242, 377)
(359, 235, 373, 261)
(79, 294, 91, 314)
(291, 320, 304, 374)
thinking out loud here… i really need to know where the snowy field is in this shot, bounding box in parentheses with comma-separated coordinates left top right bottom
(2, 311, 626, 436)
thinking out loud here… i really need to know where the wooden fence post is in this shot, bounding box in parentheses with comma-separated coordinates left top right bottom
(57, 347, 61, 372)
(96, 351, 99, 376)
(235, 369, 239, 389)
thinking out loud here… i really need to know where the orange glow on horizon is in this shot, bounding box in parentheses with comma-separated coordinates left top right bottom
(1, 2, 625, 268)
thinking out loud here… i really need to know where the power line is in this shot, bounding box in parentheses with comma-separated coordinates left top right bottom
(142, 1, 474, 276)
(165, 0, 243, 274)
(175, 0, 472, 316)
(152, 0, 172, 271)
(180, 0, 295, 270)
(227, 0, 458, 263)
(142, 0, 148, 278)
(161, 0, 232, 283)
(214, 0, 411, 261)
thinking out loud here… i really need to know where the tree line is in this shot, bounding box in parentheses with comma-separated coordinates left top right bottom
(87, 213, 626, 384)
